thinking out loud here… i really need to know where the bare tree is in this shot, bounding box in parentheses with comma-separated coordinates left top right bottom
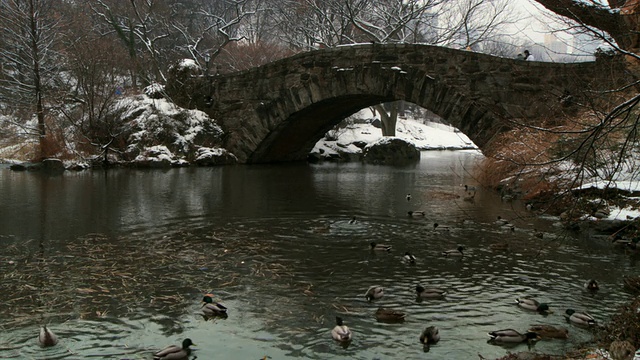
(0, 0, 61, 159)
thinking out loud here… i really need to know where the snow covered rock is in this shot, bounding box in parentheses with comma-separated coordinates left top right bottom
(362, 137, 420, 165)
(194, 147, 238, 166)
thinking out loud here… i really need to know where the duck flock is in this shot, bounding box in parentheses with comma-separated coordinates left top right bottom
(34, 186, 617, 359)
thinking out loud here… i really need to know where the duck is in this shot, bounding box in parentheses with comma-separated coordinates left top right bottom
(533, 229, 544, 239)
(584, 279, 599, 291)
(489, 242, 509, 251)
(433, 223, 450, 231)
(442, 245, 464, 257)
(408, 210, 425, 217)
(464, 184, 477, 192)
(348, 216, 357, 224)
(515, 298, 551, 314)
(406, 193, 412, 201)
(202, 295, 228, 317)
(420, 326, 440, 345)
(623, 275, 640, 294)
(370, 242, 392, 252)
(416, 285, 447, 299)
(38, 325, 58, 347)
(487, 329, 540, 343)
(495, 216, 510, 226)
(153, 338, 195, 360)
(331, 316, 352, 342)
(375, 307, 406, 323)
(463, 191, 476, 202)
(402, 252, 417, 264)
(564, 309, 596, 326)
(365, 285, 384, 301)
(527, 325, 568, 339)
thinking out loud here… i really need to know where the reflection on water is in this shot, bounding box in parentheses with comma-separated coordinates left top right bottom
(0, 151, 637, 359)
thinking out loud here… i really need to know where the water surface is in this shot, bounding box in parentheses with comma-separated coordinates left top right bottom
(0, 151, 636, 359)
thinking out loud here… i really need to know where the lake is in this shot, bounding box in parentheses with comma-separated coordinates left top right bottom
(0, 150, 636, 359)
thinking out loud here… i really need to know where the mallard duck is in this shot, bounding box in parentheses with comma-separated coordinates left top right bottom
(623, 275, 640, 294)
(375, 307, 406, 323)
(416, 285, 447, 299)
(463, 191, 476, 202)
(38, 325, 58, 347)
(403, 252, 417, 264)
(442, 245, 464, 257)
(487, 329, 540, 343)
(370, 242, 392, 252)
(433, 223, 450, 231)
(153, 338, 195, 360)
(406, 193, 412, 201)
(365, 286, 384, 301)
(420, 326, 440, 344)
(331, 316, 352, 342)
(464, 185, 477, 192)
(564, 309, 596, 326)
(348, 216, 357, 224)
(408, 210, 425, 217)
(527, 325, 568, 339)
(584, 279, 599, 291)
(202, 295, 228, 317)
(495, 216, 510, 226)
(489, 242, 509, 251)
(515, 298, 551, 314)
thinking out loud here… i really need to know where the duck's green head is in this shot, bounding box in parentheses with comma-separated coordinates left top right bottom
(182, 338, 195, 348)
(335, 316, 344, 326)
(538, 304, 550, 312)
(565, 309, 575, 316)
(203, 295, 214, 304)
(416, 285, 425, 293)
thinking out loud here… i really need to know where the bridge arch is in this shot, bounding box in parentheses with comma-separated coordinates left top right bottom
(167, 44, 607, 163)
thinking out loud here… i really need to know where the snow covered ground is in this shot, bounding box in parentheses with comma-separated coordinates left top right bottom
(311, 108, 477, 158)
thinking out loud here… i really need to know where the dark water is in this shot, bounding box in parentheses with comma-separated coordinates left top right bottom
(0, 150, 636, 359)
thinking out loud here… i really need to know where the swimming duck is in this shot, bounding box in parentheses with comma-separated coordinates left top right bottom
(202, 295, 228, 317)
(365, 286, 384, 301)
(331, 316, 352, 342)
(527, 325, 568, 339)
(442, 245, 464, 257)
(584, 279, 599, 291)
(515, 298, 551, 314)
(408, 210, 425, 217)
(495, 216, 510, 226)
(433, 223, 450, 231)
(464, 184, 477, 192)
(406, 193, 412, 201)
(375, 307, 406, 323)
(403, 252, 417, 264)
(370, 242, 392, 252)
(153, 338, 195, 360)
(463, 191, 476, 202)
(623, 275, 640, 294)
(564, 309, 596, 326)
(487, 329, 540, 343)
(420, 326, 440, 345)
(416, 285, 447, 299)
(489, 242, 509, 251)
(38, 325, 58, 347)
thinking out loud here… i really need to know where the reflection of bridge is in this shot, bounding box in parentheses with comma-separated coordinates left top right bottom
(167, 44, 612, 163)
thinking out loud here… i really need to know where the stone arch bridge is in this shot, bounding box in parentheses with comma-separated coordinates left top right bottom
(166, 44, 617, 163)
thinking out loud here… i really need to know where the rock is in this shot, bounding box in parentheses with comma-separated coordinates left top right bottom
(362, 137, 420, 165)
(9, 164, 27, 171)
(42, 159, 65, 173)
(194, 147, 238, 166)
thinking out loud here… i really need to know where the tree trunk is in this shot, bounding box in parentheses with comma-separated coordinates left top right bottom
(375, 102, 399, 136)
(29, 0, 46, 159)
